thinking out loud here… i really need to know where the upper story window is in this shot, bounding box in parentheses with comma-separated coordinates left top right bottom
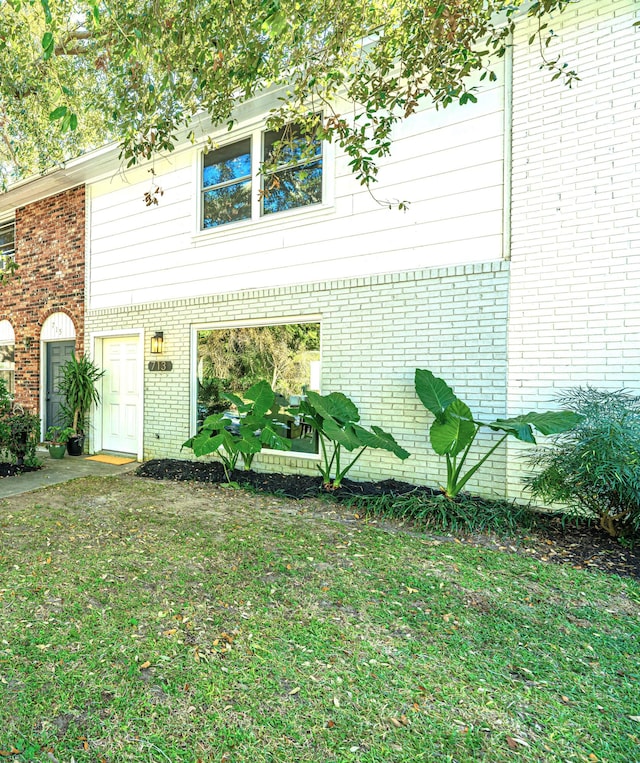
(201, 121, 323, 230)
(0, 219, 15, 269)
(262, 124, 323, 216)
(202, 138, 252, 229)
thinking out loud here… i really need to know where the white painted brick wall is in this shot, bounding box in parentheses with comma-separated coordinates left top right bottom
(87, 261, 510, 496)
(507, 0, 640, 497)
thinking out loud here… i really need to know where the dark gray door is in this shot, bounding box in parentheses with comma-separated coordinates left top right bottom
(45, 341, 75, 430)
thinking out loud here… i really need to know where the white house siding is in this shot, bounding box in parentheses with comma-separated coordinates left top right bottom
(506, 0, 640, 497)
(86, 261, 509, 496)
(87, 67, 505, 310)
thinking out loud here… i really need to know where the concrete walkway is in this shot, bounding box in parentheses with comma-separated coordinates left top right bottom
(0, 450, 139, 498)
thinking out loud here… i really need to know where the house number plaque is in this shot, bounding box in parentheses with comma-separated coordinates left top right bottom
(148, 361, 173, 371)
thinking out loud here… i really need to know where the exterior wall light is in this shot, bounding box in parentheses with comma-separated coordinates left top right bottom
(150, 331, 164, 354)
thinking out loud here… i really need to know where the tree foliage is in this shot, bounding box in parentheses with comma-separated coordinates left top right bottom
(0, 0, 579, 189)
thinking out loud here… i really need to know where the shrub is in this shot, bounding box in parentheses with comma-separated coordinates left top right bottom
(57, 353, 104, 434)
(345, 491, 540, 536)
(526, 387, 640, 537)
(2, 408, 40, 466)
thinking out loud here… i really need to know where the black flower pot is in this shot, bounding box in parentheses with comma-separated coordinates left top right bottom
(66, 435, 85, 456)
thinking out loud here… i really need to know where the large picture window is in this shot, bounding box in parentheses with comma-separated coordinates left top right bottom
(200, 121, 323, 230)
(196, 322, 321, 454)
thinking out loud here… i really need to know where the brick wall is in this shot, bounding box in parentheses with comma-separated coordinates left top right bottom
(0, 186, 85, 413)
(87, 261, 510, 496)
(507, 0, 640, 496)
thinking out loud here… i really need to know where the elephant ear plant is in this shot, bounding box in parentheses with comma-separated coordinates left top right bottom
(183, 380, 291, 483)
(415, 369, 583, 499)
(294, 391, 410, 489)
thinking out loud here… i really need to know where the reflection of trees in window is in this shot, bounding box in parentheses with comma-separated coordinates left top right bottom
(0, 343, 15, 394)
(262, 124, 322, 215)
(202, 139, 252, 228)
(197, 323, 320, 453)
(198, 323, 319, 398)
(197, 324, 320, 454)
(0, 220, 16, 271)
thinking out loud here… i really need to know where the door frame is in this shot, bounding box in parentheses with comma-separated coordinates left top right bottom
(91, 329, 144, 460)
(39, 312, 77, 441)
(41, 339, 76, 437)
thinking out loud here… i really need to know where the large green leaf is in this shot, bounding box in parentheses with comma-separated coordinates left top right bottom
(488, 410, 583, 443)
(244, 380, 275, 418)
(448, 397, 473, 422)
(235, 436, 262, 455)
(415, 369, 458, 420)
(520, 410, 584, 436)
(323, 418, 362, 450)
(487, 415, 536, 443)
(201, 412, 227, 432)
(352, 424, 410, 460)
(223, 392, 246, 410)
(326, 419, 363, 451)
(186, 432, 226, 457)
(430, 413, 476, 456)
(305, 391, 360, 425)
(260, 425, 292, 451)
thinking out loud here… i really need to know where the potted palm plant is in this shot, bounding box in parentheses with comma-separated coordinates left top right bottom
(57, 354, 105, 456)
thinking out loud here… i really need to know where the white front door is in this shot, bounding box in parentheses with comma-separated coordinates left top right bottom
(102, 336, 140, 453)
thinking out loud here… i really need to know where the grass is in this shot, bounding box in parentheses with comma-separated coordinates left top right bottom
(342, 491, 543, 536)
(0, 474, 638, 762)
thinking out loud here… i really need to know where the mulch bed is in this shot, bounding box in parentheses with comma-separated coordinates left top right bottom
(136, 457, 439, 500)
(0, 462, 41, 479)
(137, 459, 640, 580)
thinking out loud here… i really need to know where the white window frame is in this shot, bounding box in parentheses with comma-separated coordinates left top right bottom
(201, 135, 254, 230)
(0, 218, 16, 271)
(193, 118, 334, 241)
(189, 316, 322, 461)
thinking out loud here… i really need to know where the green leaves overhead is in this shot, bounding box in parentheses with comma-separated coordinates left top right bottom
(1, 0, 578, 189)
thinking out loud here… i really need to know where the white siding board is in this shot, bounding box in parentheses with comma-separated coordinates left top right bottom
(90, 229, 503, 309)
(91, 206, 503, 288)
(88, 62, 505, 308)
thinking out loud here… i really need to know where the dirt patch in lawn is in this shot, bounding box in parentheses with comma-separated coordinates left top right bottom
(137, 458, 640, 580)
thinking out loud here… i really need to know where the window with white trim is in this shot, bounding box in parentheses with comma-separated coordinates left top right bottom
(201, 122, 323, 230)
(261, 123, 323, 215)
(0, 219, 15, 271)
(0, 320, 15, 396)
(195, 322, 321, 454)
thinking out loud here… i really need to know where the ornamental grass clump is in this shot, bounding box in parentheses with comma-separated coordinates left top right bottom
(526, 387, 640, 537)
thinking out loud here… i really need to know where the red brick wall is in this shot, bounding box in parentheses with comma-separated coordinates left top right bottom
(0, 185, 85, 413)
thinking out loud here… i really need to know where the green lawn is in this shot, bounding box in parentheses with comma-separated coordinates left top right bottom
(0, 474, 638, 762)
